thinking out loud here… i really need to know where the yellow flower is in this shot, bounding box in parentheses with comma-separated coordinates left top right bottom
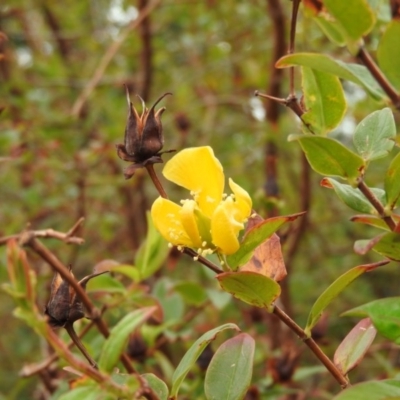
(151, 146, 252, 255)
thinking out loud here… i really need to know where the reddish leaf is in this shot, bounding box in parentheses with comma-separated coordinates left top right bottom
(334, 318, 377, 374)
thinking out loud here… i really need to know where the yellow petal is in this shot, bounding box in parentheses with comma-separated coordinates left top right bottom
(163, 147, 224, 217)
(179, 200, 203, 248)
(211, 203, 242, 255)
(151, 197, 193, 247)
(228, 178, 252, 221)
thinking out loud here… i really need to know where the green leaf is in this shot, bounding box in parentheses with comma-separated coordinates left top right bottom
(98, 307, 156, 372)
(353, 108, 395, 161)
(343, 298, 400, 344)
(321, 178, 386, 214)
(204, 333, 255, 400)
(170, 323, 240, 398)
(334, 318, 377, 375)
(333, 380, 400, 400)
(377, 20, 400, 90)
(6, 240, 35, 306)
(301, 67, 346, 134)
(110, 265, 140, 282)
(323, 0, 375, 42)
(305, 261, 388, 336)
(295, 136, 365, 184)
(385, 152, 400, 209)
(226, 213, 303, 269)
(174, 281, 208, 306)
(350, 215, 400, 231)
(217, 271, 281, 310)
(313, 15, 345, 46)
(142, 373, 169, 400)
(373, 232, 400, 260)
(276, 53, 384, 99)
(136, 212, 169, 281)
(86, 274, 126, 293)
(59, 385, 109, 400)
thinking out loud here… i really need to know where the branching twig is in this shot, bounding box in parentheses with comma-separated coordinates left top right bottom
(0, 218, 85, 246)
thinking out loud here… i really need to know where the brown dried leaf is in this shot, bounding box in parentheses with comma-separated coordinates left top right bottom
(239, 233, 286, 282)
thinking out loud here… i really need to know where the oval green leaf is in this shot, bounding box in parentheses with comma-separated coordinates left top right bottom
(333, 380, 400, 400)
(385, 152, 400, 210)
(324, 0, 375, 42)
(226, 213, 304, 269)
(276, 53, 384, 100)
(142, 373, 169, 400)
(321, 178, 386, 214)
(305, 261, 388, 336)
(301, 67, 346, 134)
(217, 271, 281, 310)
(170, 323, 240, 398)
(377, 20, 400, 90)
(295, 136, 365, 183)
(174, 281, 208, 306)
(334, 318, 377, 375)
(373, 232, 400, 260)
(353, 108, 395, 161)
(98, 307, 156, 372)
(343, 298, 400, 344)
(204, 333, 255, 400)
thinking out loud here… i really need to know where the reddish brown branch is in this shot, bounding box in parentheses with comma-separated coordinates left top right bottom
(265, 0, 286, 126)
(357, 47, 400, 109)
(357, 180, 396, 230)
(273, 305, 350, 389)
(288, 0, 301, 96)
(138, 0, 153, 101)
(0, 218, 85, 246)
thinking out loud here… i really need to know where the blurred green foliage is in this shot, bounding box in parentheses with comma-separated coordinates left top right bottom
(1, 0, 400, 399)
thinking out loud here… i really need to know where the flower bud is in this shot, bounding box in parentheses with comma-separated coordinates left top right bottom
(116, 88, 172, 179)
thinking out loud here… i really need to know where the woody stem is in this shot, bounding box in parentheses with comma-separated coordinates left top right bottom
(146, 164, 168, 198)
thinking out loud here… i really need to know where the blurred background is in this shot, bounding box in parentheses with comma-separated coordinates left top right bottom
(0, 1, 398, 399)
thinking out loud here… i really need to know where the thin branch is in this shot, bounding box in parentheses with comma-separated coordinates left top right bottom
(357, 180, 396, 230)
(71, 0, 162, 117)
(288, 0, 301, 96)
(20, 237, 137, 372)
(145, 164, 168, 199)
(138, 0, 153, 101)
(44, 326, 130, 396)
(255, 91, 305, 120)
(265, 0, 286, 126)
(0, 218, 85, 246)
(20, 308, 106, 377)
(273, 305, 350, 389)
(357, 47, 400, 109)
(183, 248, 223, 274)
